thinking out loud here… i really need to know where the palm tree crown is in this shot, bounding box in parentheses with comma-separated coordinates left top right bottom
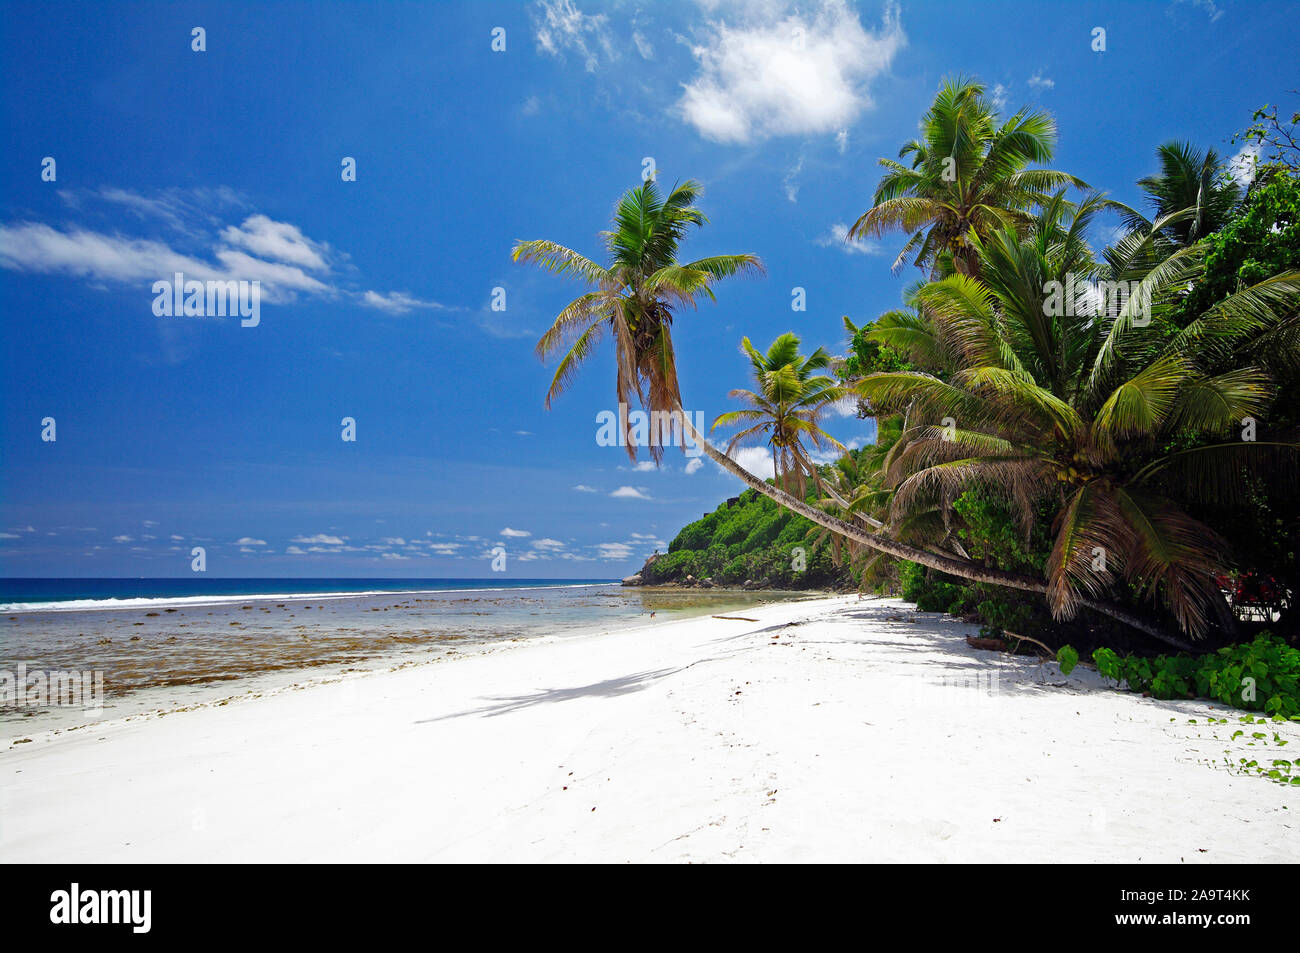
(1134, 141, 1242, 247)
(711, 332, 845, 495)
(512, 179, 763, 460)
(848, 76, 1084, 277)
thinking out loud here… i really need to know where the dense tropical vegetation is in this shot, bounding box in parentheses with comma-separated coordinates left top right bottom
(640, 487, 851, 590)
(515, 79, 1300, 685)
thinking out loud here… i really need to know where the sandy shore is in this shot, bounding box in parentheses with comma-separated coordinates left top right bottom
(2, 595, 1293, 862)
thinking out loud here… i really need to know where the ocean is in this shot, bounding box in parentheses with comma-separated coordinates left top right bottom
(1, 578, 813, 734)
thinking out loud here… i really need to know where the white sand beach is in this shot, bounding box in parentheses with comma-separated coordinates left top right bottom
(2, 595, 1294, 863)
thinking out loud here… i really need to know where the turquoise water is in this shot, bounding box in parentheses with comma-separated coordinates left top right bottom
(1, 580, 813, 730)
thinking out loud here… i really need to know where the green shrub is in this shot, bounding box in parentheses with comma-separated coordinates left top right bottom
(1093, 633, 1300, 716)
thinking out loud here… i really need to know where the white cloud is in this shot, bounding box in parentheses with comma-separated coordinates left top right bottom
(1174, 0, 1224, 21)
(532, 0, 613, 71)
(360, 290, 447, 314)
(729, 447, 775, 480)
(990, 83, 1009, 112)
(684, 457, 704, 475)
(112, 535, 133, 543)
(236, 537, 267, 546)
(219, 214, 328, 271)
(783, 154, 805, 202)
(380, 552, 410, 560)
(0, 192, 453, 318)
(292, 533, 345, 545)
(86, 186, 244, 233)
(1229, 142, 1262, 187)
(573, 484, 599, 492)
(632, 30, 654, 59)
(835, 128, 849, 154)
(610, 486, 651, 500)
(286, 545, 306, 554)
(596, 542, 633, 560)
(829, 395, 861, 418)
(678, 0, 905, 144)
(1027, 71, 1054, 92)
(816, 222, 882, 255)
(0, 220, 330, 304)
(500, 527, 532, 537)
(532, 538, 566, 550)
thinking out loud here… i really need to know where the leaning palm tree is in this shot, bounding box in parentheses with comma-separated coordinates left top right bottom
(511, 178, 763, 461)
(848, 76, 1084, 277)
(857, 196, 1300, 640)
(710, 333, 845, 495)
(804, 417, 905, 590)
(515, 179, 1213, 646)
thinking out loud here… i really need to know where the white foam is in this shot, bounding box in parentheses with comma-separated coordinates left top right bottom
(0, 582, 612, 614)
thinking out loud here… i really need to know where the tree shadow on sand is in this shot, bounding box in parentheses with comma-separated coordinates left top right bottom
(416, 665, 685, 722)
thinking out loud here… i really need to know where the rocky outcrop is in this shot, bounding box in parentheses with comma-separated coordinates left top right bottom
(622, 552, 661, 586)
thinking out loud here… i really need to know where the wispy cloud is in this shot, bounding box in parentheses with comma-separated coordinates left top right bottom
(531, 0, 613, 71)
(783, 153, 805, 203)
(1027, 70, 1054, 92)
(815, 222, 881, 255)
(0, 189, 447, 314)
(1173, 0, 1225, 22)
(359, 290, 448, 314)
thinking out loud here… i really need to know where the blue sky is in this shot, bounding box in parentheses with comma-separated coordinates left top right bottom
(0, 0, 1290, 578)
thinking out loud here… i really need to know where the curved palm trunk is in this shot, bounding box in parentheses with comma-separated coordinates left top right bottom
(674, 406, 1194, 651)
